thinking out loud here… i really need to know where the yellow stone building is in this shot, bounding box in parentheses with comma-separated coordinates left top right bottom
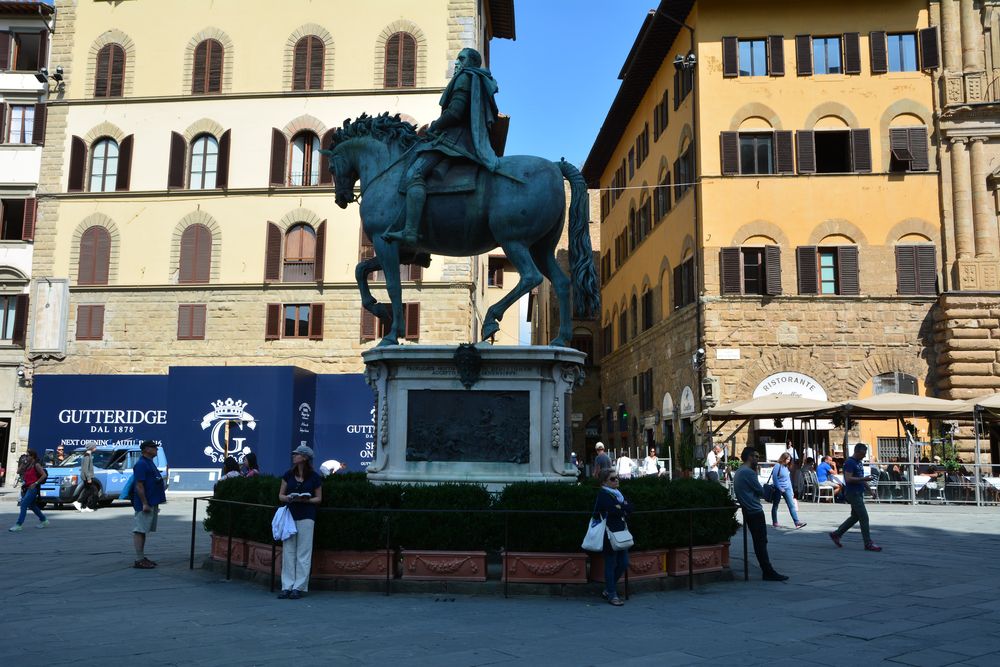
(6, 0, 515, 484)
(583, 0, 943, 467)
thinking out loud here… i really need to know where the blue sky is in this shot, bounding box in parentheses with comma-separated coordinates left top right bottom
(490, 1, 659, 167)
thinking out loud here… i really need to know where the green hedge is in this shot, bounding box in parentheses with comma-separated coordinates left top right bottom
(205, 476, 738, 553)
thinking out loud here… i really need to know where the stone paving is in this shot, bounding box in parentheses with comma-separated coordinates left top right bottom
(1, 495, 999, 666)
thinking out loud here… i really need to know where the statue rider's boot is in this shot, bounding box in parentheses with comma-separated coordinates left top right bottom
(382, 180, 425, 245)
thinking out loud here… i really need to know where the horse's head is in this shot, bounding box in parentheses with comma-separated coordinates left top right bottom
(324, 113, 419, 208)
(321, 146, 356, 209)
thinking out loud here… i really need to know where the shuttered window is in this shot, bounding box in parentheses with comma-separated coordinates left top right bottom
(177, 304, 207, 340)
(168, 131, 186, 189)
(11, 30, 46, 71)
(795, 34, 812, 76)
(738, 38, 768, 76)
(768, 35, 785, 76)
(94, 43, 125, 97)
(652, 89, 669, 140)
(289, 131, 321, 186)
(283, 223, 316, 282)
(797, 245, 859, 295)
(384, 32, 416, 88)
(654, 171, 671, 221)
(812, 36, 842, 74)
(641, 289, 654, 331)
(886, 33, 918, 72)
(78, 226, 111, 285)
(192, 39, 224, 94)
(89, 138, 118, 192)
(0, 294, 28, 344)
(919, 26, 940, 70)
(68, 136, 86, 192)
(870, 31, 888, 74)
(269, 128, 288, 186)
(264, 222, 282, 282)
(619, 310, 628, 345)
(6, 104, 34, 143)
(720, 246, 782, 296)
(895, 245, 937, 295)
(278, 304, 324, 339)
(75, 305, 105, 341)
(843, 33, 862, 74)
(292, 36, 324, 91)
(189, 134, 218, 189)
(889, 127, 929, 172)
(178, 223, 212, 284)
(360, 303, 419, 341)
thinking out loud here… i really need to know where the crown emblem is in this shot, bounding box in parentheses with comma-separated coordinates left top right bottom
(212, 398, 247, 419)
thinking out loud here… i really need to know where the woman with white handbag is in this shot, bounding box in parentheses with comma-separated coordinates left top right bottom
(593, 468, 633, 606)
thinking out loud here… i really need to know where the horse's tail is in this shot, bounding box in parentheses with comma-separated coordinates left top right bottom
(558, 159, 600, 318)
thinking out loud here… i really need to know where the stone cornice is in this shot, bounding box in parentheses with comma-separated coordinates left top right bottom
(43, 86, 443, 108)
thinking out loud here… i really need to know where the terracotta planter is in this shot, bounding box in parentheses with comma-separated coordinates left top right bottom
(210, 534, 248, 567)
(666, 544, 726, 576)
(246, 540, 281, 574)
(502, 551, 588, 584)
(313, 549, 395, 580)
(721, 542, 730, 568)
(401, 550, 488, 581)
(590, 549, 668, 582)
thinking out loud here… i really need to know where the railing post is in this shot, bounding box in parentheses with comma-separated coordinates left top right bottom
(503, 512, 509, 599)
(385, 511, 392, 597)
(742, 511, 748, 582)
(189, 497, 198, 570)
(687, 510, 694, 591)
(270, 540, 276, 593)
(226, 504, 233, 581)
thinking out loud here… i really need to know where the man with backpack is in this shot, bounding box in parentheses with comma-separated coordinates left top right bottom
(9, 449, 49, 532)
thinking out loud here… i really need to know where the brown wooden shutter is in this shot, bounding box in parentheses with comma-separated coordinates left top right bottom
(76, 305, 90, 340)
(265, 304, 281, 340)
(314, 221, 326, 282)
(768, 35, 785, 76)
(722, 36, 739, 77)
(11, 293, 28, 347)
(177, 304, 192, 339)
(775, 131, 794, 173)
(207, 40, 223, 93)
(916, 245, 937, 294)
(115, 134, 133, 191)
(673, 71, 680, 110)
(384, 33, 401, 87)
(908, 127, 930, 172)
(68, 136, 87, 192)
(843, 33, 862, 74)
(95, 44, 111, 96)
(837, 245, 860, 295)
(180, 224, 212, 284)
(890, 128, 913, 164)
(720, 131, 739, 175)
(719, 247, 742, 295)
(764, 245, 782, 295)
(0, 33, 10, 70)
(795, 34, 812, 76)
(895, 245, 917, 295)
(319, 129, 336, 185)
(94, 228, 111, 285)
(308, 303, 324, 340)
(870, 31, 888, 74)
(168, 131, 186, 189)
(76, 305, 104, 340)
(21, 197, 36, 242)
(409, 263, 423, 281)
(796, 130, 816, 173)
(264, 222, 282, 282)
(400, 34, 416, 87)
(269, 128, 287, 186)
(109, 44, 125, 96)
(309, 37, 324, 89)
(32, 103, 46, 146)
(360, 308, 376, 341)
(673, 265, 682, 308)
(192, 41, 208, 94)
(78, 227, 111, 285)
(851, 129, 872, 173)
(192, 305, 206, 339)
(919, 26, 940, 70)
(216, 129, 231, 188)
(0, 102, 5, 140)
(293, 37, 309, 90)
(404, 303, 420, 340)
(796, 246, 818, 294)
(35, 29, 47, 69)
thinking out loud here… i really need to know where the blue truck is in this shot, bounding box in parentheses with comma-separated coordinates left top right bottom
(38, 444, 169, 508)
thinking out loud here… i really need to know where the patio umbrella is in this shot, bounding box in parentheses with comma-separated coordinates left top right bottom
(707, 393, 839, 418)
(838, 393, 969, 415)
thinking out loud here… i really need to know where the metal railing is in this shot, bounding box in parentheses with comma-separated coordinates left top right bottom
(190, 497, 740, 597)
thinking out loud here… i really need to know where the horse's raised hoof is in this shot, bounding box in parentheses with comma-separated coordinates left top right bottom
(480, 321, 500, 342)
(376, 337, 400, 348)
(371, 303, 392, 321)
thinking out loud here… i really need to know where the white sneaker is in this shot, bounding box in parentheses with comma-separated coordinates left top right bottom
(82, 508, 95, 513)
(73, 501, 83, 512)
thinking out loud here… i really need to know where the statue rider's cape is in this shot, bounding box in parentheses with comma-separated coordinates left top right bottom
(437, 64, 500, 171)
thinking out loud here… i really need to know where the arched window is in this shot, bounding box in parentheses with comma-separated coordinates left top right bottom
(284, 223, 316, 282)
(94, 43, 126, 97)
(630, 294, 638, 338)
(189, 134, 219, 189)
(384, 32, 416, 88)
(78, 226, 111, 285)
(192, 39, 224, 94)
(289, 131, 321, 186)
(89, 138, 119, 192)
(179, 224, 212, 284)
(293, 36, 324, 91)
(873, 372, 917, 395)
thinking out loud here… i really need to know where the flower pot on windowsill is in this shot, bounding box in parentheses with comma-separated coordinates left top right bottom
(666, 543, 727, 576)
(400, 550, 488, 581)
(246, 540, 281, 574)
(589, 549, 669, 582)
(312, 549, 396, 580)
(210, 533, 248, 567)
(502, 551, 588, 584)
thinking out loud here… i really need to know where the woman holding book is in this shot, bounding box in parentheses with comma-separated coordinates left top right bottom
(277, 445, 323, 599)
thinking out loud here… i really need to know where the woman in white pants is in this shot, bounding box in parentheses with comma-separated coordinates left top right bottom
(277, 445, 323, 599)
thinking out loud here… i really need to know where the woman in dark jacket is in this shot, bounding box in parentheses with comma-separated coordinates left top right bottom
(594, 468, 633, 606)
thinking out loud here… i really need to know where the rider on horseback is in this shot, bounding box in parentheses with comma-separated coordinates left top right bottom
(381, 47, 501, 246)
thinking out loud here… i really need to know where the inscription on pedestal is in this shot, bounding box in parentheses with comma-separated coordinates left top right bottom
(405, 390, 530, 463)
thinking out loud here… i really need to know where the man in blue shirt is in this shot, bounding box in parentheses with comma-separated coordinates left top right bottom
(733, 447, 788, 581)
(829, 443, 881, 552)
(132, 440, 166, 569)
(816, 455, 843, 496)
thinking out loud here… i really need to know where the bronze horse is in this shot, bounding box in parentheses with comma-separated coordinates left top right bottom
(326, 113, 599, 346)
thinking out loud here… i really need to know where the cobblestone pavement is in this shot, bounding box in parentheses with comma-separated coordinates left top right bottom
(2, 496, 999, 666)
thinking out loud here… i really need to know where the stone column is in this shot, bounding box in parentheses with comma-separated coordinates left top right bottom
(961, 0, 984, 72)
(970, 137, 998, 258)
(951, 137, 975, 259)
(942, 0, 963, 71)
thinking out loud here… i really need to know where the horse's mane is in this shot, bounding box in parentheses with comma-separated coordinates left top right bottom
(332, 112, 419, 151)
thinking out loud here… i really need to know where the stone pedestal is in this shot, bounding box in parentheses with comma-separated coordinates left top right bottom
(363, 345, 585, 488)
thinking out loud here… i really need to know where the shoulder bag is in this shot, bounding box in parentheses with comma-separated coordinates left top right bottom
(762, 465, 778, 503)
(582, 497, 606, 552)
(606, 523, 634, 551)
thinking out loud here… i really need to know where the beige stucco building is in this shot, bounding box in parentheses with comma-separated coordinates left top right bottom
(6, 0, 515, 484)
(584, 0, 946, 468)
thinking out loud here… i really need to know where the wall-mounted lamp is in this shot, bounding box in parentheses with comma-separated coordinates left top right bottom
(35, 65, 65, 89)
(673, 52, 697, 71)
(16, 362, 33, 385)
